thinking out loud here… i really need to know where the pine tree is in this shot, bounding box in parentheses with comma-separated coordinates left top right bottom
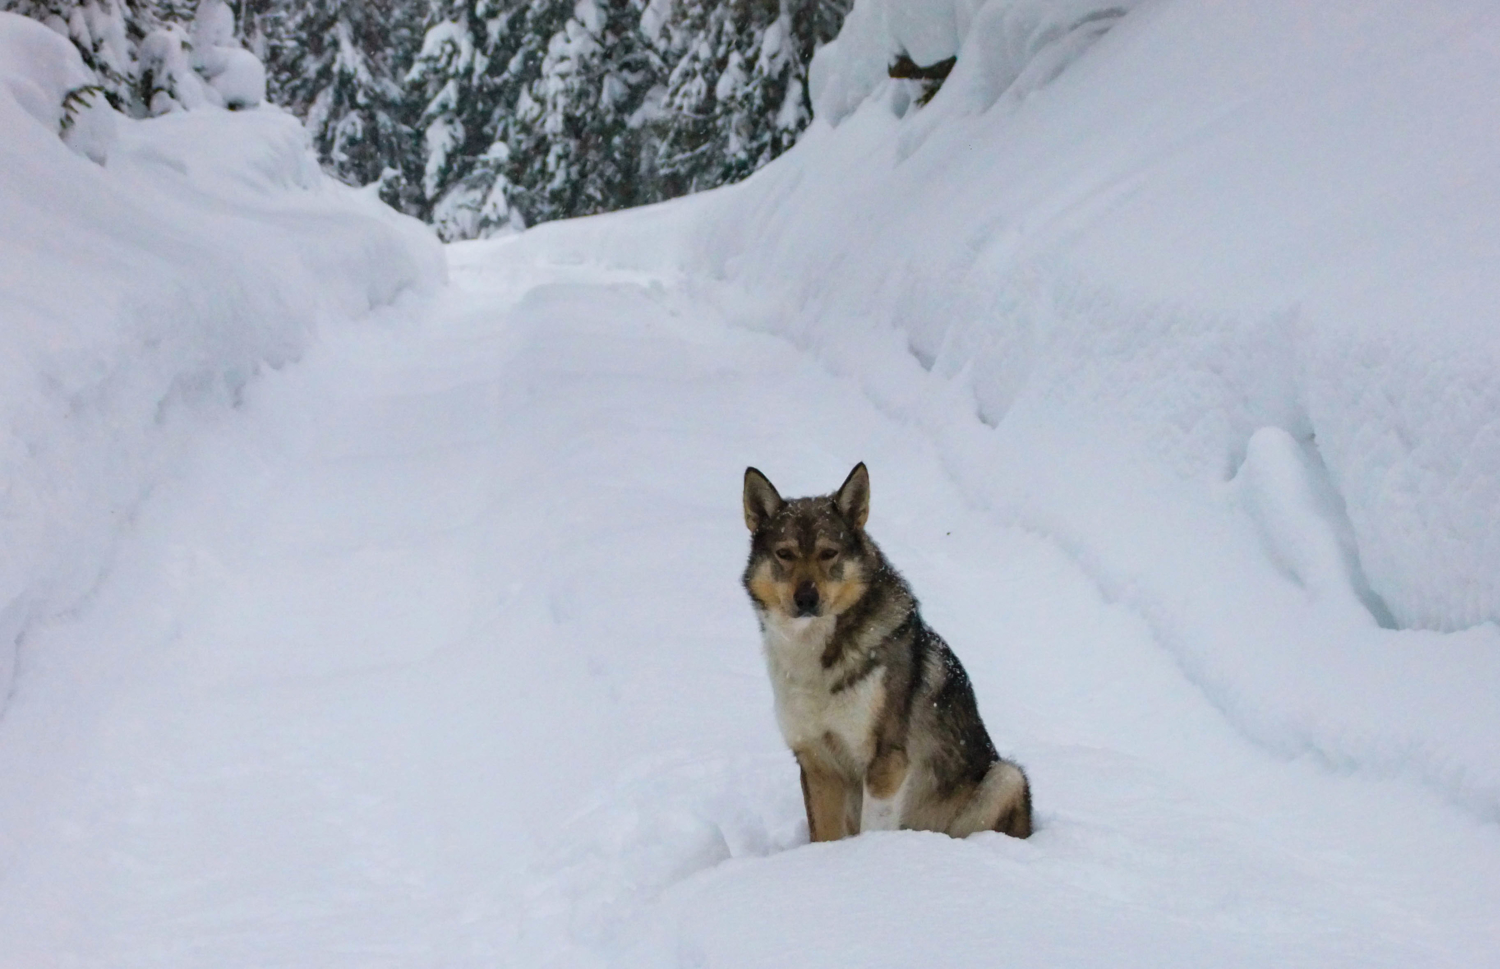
(646, 0, 847, 198)
(402, 0, 848, 237)
(7, 0, 852, 232)
(502, 0, 662, 225)
(407, 0, 500, 237)
(135, 0, 266, 114)
(4, 0, 274, 116)
(260, 0, 426, 211)
(407, 0, 577, 238)
(3, 0, 143, 110)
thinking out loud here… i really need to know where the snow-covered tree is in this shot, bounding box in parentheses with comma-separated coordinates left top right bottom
(399, 0, 849, 237)
(260, 0, 425, 210)
(502, 0, 662, 225)
(6, 0, 850, 232)
(645, 0, 848, 198)
(410, 0, 847, 237)
(3, 0, 268, 115)
(138, 0, 265, 113)
(2, 0, 139, 108)
(406, 0, 580, 238)
(406, 3, 493, 234)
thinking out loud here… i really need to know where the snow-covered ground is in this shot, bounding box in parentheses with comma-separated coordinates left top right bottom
(0, 12, 440, 707)
(1, 235, 1495, 967)
(3, 0, 1500, 966)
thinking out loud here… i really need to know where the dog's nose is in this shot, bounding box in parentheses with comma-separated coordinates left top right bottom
(793, 581, 820, 616)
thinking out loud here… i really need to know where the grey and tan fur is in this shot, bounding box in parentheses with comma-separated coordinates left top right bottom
(742, 463, 1032, 842)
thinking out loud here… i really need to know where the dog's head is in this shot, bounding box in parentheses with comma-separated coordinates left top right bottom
(741, 463, 872, 620)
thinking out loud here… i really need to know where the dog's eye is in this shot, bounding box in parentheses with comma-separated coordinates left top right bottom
(774, 548, 796, 562)
(819, 548, 839, 561)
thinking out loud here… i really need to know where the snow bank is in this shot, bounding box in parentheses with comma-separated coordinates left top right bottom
(531, 0, 1500, 819)
(804, 0, 1500, 639)
(0, 12, 442, 707)
(810, 0, 1138, 125)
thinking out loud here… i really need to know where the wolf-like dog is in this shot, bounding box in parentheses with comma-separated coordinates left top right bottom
(742, 463, 1032, 841)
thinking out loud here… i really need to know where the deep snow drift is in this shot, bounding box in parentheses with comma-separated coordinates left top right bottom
(2, 233, 1496, 968)
(556, 0, 1500, 825)
(0, 13, 441, 707)
(1, 0, 1499, 966)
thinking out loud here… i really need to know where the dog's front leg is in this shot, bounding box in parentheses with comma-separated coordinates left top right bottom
(797, 751, 852, 842)
(799, 765, 815, 837)
(860, 747, 909, 833)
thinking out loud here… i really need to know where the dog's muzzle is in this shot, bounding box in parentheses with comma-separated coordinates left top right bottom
(793, 581, 820, 617)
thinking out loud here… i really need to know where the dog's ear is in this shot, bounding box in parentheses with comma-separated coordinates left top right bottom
(744, 467, 784, 532)
(836, 462, 870, 529)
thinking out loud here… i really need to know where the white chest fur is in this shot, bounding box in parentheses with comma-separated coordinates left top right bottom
(759, 612, 883, 771)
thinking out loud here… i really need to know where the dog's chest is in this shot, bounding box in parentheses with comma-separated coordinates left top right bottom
(759, 614, 883, 768)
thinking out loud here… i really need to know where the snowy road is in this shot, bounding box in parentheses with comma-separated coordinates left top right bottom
(0, 232, 1496, 967)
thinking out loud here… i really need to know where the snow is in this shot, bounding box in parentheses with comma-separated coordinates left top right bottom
(0, 234, 1495, 966)
(138, 4, 270, 116)
(810, 0, 1137, 125)
(0, 12, 441, 710)
(184, 2, 268, 110)
(0, 11, 93, 129)
(204, 46, 268, 109)
(2, 0, 1500, 966)
(580, 0, 1500, 817)
(189, 0, 236, 49)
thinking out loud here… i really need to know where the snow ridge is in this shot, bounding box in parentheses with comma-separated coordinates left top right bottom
(0, 14, 442, 710)
(528, 0, 1500, 823)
